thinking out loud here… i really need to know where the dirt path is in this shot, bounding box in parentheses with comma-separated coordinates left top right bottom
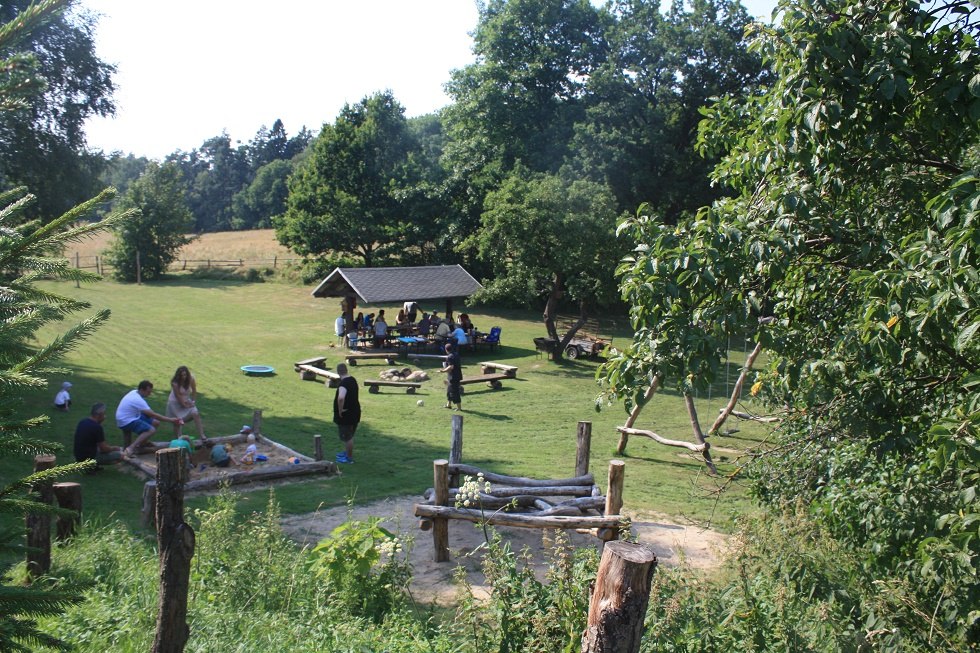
(281, 495, 729, 606)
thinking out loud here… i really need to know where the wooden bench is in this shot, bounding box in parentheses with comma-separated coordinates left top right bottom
(479, 362, 518, 378)
(459, 373, 509, 390)
(294, 356, 327, 372)
(346, 352, 398, 365)
(297, 364, 341, 387)
(363, 379, 423, 394)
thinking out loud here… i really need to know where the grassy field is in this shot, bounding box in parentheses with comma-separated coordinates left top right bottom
(12, 272, 768, 536)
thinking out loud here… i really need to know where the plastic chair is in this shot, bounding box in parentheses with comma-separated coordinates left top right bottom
(484, 326, 502, 351)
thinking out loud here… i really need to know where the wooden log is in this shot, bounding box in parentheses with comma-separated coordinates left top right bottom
(449, 463, 594, 487)
(314, 434, 323, 462)
(581, 541, 657, 653)
(538, 496, 606, 516)
(415, 504, 627, 530)
(616, 427, 707, 452)
(52, 482, 82, 541)
(576, 421, 592, 477)
(728, 410, 781, 423)
(419, 518, 433, 531)
(533, 498, 554, 511)
(180, 461, 336, 492)
(26, 454, 56, 577)
(142, 481, 157, 529)
(602, 460, 625, 542)
(152, 448, 195, 653)
(251, 409, 262, 436)
(433, 460, 450, 562)
(684, 394, 718, 475)
(449, 414, 463, 465)
(479, 485, 595, 498)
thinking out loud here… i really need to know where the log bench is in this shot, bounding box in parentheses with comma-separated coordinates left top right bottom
(411, 353, 450, 365)
(346, 352, 398, 365)
(459, 373, 510, 390)
(297, 364, 340, 387)
(363, 379, 423, 394)
(479, 362, 518, 378)
(294, 356, 327, 373)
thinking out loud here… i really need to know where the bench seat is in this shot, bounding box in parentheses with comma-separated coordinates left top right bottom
(458, 373, 509, 390)
(346, 352, 398, 365)
(297, 364, 341, 387)
(479, 362, 518, 378)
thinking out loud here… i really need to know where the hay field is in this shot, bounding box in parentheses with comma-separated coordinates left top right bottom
(68, 229, 295, 263)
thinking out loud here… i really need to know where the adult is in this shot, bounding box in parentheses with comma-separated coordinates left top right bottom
(73, 402, 122, 469)
(334, 313, 346, 344)
(373, 312, 388, 349)
(116, 380, 182, 456)
(166, 366, 206, 442)
(452, 323, 469, 348)
(417, 313, 432, 337)
(54, 381, 72, 412)
(439, 342, 463, 411)
(434, 318, 451, 342)
(333, 363, 361, 464)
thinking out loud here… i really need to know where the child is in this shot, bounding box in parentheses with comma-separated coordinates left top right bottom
(168, 435, 194, 469)
(210, 443, 232, 468)
(54, 381, 72, 412)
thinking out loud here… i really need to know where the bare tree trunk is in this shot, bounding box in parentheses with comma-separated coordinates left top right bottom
(685, 394, 718, 475)
(542, 273, 564, 345)
(708, 341, 763, 436)
(152, 448, 195, 653)
(557, 299, 590, 359)
(616, 376, 661, 455)
(581, 541, 657, 653)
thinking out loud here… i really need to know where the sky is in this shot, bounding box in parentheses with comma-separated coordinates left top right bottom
(79, 0, 778, 160)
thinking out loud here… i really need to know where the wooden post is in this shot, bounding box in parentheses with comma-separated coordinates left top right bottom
(599, 460, 625, 542)
(251, 409, 262, 437)
(53, 482, 82, 541)
(575, 421, 592, 477)
(142, 481, 157, 529)
(581, 541, 657, 653)
(433, 459, 450, 562)
(26, 454, 56, 578)
(449, 414, 463, 488)
(273, 255, 277, 269)
(96, 254, 101, 276)
(314, 434, 323, 461)
(136, 250, 141, 285)
(152, 448, 195, 653)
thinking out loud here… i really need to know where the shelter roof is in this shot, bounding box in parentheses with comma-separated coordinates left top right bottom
(311, 265, 483, 304)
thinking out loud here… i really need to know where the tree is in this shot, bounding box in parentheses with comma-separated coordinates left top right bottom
(600, 0, 980, 646)
(275, 91, 417, 266)
(0, 0, 115, 220)
(104, 161, 193, 281)
(470, 168, 625, 358)
(0, 3, 134, 650)
(231, 158, 292, 230)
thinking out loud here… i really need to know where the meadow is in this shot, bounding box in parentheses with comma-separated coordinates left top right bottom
(10, 229, 770, 535)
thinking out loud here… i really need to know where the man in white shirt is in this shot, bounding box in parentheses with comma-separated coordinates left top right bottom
(116, 380, 182, 456)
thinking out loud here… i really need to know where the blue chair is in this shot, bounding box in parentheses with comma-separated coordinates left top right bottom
(484, 326, 502, 351)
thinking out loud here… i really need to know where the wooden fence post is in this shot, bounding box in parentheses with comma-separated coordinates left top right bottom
(142, 481, 157, 529)
(449, 414, 463, 489)
(576, 421, 592, 477)
(152, 448, 195, 653)
(26, 454, 56, 578)
(599, 460, 626, 542)
(581, 541, 657, 653)
(53, 482, 82, 541)
(252, 409, 262, 437)
(314, 434, 323, 461)
(433, 459, 450, 562)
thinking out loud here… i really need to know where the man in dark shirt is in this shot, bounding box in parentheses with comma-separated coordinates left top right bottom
(74, 402, 123, 470)
(333, 363, 361, 464)
(439, 342, 463, 411)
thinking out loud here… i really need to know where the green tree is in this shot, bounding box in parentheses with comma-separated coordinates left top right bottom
(0, 3, 134, 650)
(275, 91, 416, 266)
(105, 161, 193, 281)
(600, 0, 980, 646)
(471, 169, 625, 358)
(231, 158, 292, 230)
(0, 0, 115, 220)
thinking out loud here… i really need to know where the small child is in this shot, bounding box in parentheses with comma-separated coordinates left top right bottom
(210, 443, 232, 468)
(54, 381, 72, 412)
(168, 435, 194, 469)
(240, 443, 257, 465)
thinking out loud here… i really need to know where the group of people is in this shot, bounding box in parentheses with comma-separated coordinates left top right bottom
(335, 305, 479, 352)
(71, 366, 207, 470)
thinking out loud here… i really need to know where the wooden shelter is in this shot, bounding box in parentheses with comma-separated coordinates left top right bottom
(312, 265, 483, 325)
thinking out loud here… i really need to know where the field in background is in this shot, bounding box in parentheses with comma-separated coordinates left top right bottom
(13, 276, 769, 533)
(67, 229, 295, 267)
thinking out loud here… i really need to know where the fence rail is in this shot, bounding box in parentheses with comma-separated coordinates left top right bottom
(68, 254, 301, 275)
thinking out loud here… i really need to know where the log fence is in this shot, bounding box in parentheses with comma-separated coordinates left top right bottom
(415, 418, 628, 561)
(67, 253, 301, 275)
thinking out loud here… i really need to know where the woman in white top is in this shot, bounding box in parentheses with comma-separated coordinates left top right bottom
(166, 366, 206, 441)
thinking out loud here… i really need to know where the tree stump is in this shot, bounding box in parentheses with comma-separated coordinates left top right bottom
(53, 482, 82, 541)
(152, 448, 195, 653)
(433, 459, 450, 562)
(576, 421, 592, 477)
(26, 454, 56, 578)
(581, 540, 657, 653)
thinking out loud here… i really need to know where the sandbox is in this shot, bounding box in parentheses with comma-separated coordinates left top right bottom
(123, 431, 337, 493)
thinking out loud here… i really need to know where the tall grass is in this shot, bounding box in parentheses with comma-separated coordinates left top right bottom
(66, 229, 294, 263)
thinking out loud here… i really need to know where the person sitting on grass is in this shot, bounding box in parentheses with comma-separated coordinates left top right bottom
(73, 402, 122, 472)
(54, 381, 72, 412)
(115, 380, 183, 457)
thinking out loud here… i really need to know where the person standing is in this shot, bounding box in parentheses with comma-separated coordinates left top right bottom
(166, 366, 207, 442)
(73, 402, 123, 470)
(116, 380, 182, 456)
(439, 342, 463, 411)
(333, 363, 361, 464)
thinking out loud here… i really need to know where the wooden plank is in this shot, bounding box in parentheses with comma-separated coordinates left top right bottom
(414, 503, 627, 530)
(346, 352, 397, 365)
(479, 362, 518, 378)
(449, 463, 594, 487)
(459, 373, 508, 389)
(297, 364, 340, 387)
(363, 379, 422, 394)
(293, 356, 327, 372)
